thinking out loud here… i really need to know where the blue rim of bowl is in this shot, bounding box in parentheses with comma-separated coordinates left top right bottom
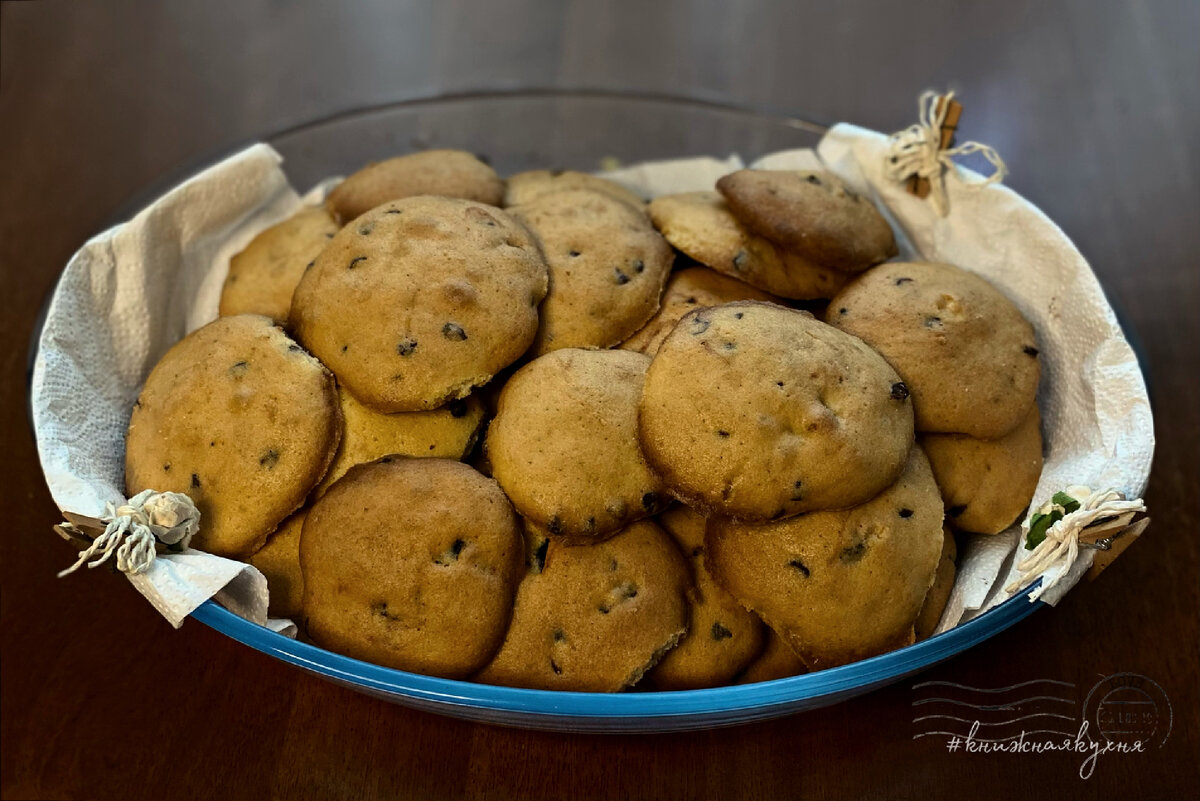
(192, 582, 1043, 718)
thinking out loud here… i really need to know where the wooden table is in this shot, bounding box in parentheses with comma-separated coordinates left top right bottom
(2, 2, 1197, 799)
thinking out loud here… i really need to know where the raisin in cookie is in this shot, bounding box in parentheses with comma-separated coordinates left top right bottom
(736, 629, 807, 684)
(474, 520, 689, 692)
(486, 348, 666, 542)
(301, 457, 522, 678)
(706, 447, 944, 670)
(510, 188, 673, 354)
(915, 527, 958, 640)
(504, 169, 644, 210)
(647, 191, 849, 299)
(645, 506, 765, 690)
(620, 267, 778, 356)
(827, 261, 1040, 438)
(922, 405, 1043, 534)
(716, 169, 897, 272)
(125, 315, 340, 557)
(315, 385, 486, 496)
(220, 206, 338, 323)
(520, 519, 551, 575)
(639, 302, 914, 521)
(290, 196, 549, 412)
(249, 509, 306, 618)
(325, 149, 503, 224)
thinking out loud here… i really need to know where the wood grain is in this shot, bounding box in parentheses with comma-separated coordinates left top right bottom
(2, 1, 1197, 799)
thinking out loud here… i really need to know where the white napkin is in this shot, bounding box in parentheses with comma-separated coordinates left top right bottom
(31, 144, 300, 628)
(30, 130, 1152, 635)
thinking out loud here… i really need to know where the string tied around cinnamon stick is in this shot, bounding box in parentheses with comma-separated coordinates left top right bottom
(57, 490, 200, 577)
(885, 90, 1008, 216)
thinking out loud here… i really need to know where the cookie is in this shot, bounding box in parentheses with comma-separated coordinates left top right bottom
(315, 385, 486, 495)
(645, 507, 765, 690)
(510, 188, 673, 354)
(249, 509, 306, 618)
(915, 527, 958, 640)
(289, 196, 549, 412)
(706, 447, 944, 669)
(646, 191, 850, 299)
(922, 405, 1043, 534)
(125, 315, 340, 557)
(504, 169, 644, 210)
(716, 169, 897, 272)
(639, 302, 914, 521)
(487, 348, 666, 541)
(474, 520, 690, 692)
(827, 261, 1040, 438)
(620, 267, 778, 356)
(325, 149, 504, 224)
(219, 206, 339, 323)
(301, 457, 522, 678)
(736, 629, 807, 684)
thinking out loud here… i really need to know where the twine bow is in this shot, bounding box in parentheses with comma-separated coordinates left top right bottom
(885, 90, 1008, 216)
(58, 490, 200, 577)
(1007, 486, 1146, 602)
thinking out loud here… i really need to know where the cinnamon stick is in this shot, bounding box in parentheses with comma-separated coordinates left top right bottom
(908, 95, 963, 198)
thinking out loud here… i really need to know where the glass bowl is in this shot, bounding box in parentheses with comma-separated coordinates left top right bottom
(45, 90, 1048, 732)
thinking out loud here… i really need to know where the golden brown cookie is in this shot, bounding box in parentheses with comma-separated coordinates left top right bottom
(736, 629, 807, 684)
(639, 302, 914, 521)
(301, 457, 523, 678)
(915, 527, 958, 640)
(125, 315, 340, 557)
(486, 348, 666, 541)
(503, 169, 644, 210)
(645, 507, 765, 690)
(827, 261, 1040, 438)
(249, 509, 306, 618)
(474, 520, 690, 692)
(620, 267, 778, 356)
(646, 191, 850, 299)
(325, 149, 504, 224)
(706, 447, 944, 670)
(219, 206, 338, 323)
(922, 405, 1043, 534)
(510, 188, 673, 354)
(289, 196, 549, 412)
(315, 385, 486, 495)
(716, 169, 897, 272)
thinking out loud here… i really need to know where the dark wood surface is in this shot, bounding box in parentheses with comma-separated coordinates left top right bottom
(2, 1, 1197, 799)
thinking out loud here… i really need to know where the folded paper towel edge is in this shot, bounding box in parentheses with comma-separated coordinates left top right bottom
(33, 143, 293, 629)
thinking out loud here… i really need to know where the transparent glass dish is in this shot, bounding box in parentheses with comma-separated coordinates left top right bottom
(56, 90, 1049, 732)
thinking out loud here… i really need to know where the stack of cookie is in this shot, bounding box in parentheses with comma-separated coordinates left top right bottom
(124, 150, 1042, 690)
(826, 260, 1044, 539)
